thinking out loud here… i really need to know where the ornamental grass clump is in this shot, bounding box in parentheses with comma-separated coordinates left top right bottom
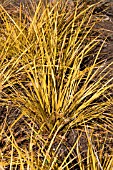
(0, 0, 113, 169)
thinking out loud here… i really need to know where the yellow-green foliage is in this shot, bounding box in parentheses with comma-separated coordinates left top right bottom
(0, 0, 113, 169)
